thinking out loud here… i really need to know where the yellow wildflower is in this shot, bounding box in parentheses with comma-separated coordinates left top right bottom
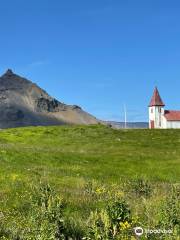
(11, 174, 19, 181)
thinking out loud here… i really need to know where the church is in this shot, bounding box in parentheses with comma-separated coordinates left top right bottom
(149, 87, 180, 129)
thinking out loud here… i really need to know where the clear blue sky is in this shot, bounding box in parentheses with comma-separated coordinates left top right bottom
(0, 0, 180, 122)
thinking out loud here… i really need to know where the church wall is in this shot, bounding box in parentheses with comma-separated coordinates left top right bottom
(149, 106, 165, 128)
(149, 106, 155, 128)
(150, 106, 164, 128)
(166, 121, 180, 129)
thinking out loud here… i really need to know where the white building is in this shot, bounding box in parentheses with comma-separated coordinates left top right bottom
(149, 87, 180, 129)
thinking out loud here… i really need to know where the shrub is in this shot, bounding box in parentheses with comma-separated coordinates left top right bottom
(159, 185, 180, 235)
(30, 184, 85, 239)
(86, 199, 133, 239)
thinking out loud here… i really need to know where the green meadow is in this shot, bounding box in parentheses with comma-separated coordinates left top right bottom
(0, 125, 179, 239)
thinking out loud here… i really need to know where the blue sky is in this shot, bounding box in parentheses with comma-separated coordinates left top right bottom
(0, 0, 180, 122)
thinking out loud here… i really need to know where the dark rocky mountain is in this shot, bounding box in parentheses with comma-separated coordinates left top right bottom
(0, 69, 99, 128)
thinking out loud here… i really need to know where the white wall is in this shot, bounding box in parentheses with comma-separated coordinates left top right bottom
(162, 116, 167, 128)
(149, 106, 154, 128)
(149, 106, 164, 128)
(149, 107, 180, 128)
(166, 121, 180, 129)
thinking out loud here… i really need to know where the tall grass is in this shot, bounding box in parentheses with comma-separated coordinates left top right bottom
(0, 125, 179, 239)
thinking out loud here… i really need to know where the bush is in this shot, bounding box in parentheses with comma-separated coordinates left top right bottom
(159, 185, 180, 234)
(86, 199, 133, 239)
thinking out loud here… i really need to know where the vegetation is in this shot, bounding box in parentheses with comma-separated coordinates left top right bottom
(0, 125, 179, 239)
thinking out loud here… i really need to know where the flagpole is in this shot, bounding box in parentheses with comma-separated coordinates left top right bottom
(124, 104, 127, 129)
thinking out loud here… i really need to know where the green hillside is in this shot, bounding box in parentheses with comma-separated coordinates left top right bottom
(0, 125, 179, 239)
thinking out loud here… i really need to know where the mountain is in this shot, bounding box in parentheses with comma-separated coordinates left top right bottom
(106, 121, 148, 129)
(0, 69, 99, 128)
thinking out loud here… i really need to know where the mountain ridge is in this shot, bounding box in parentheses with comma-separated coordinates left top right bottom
(0, 69, 99, 128)
(106, 121, 148, 129)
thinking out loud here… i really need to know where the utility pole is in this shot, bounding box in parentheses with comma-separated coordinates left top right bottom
(124, 104, 127, 129)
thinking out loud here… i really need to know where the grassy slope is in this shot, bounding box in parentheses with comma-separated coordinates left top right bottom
(0, 124, 179, 210)
(1, 124, 179, 181)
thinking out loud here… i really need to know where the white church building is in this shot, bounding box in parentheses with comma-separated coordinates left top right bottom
(149, 87, 180, 129)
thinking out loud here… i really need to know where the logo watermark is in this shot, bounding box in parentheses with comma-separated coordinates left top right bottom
(134, 226, 173, 237)
(134, 227, 144, 236)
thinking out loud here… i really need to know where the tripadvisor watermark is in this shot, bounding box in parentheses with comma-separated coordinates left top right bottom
(134, 226, 173, 237)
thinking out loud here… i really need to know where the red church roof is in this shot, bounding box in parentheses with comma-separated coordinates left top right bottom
(149, 87, 165, 107)
(164, 110, 180, 121)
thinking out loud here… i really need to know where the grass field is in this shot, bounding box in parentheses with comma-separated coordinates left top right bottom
(0, 125, 179, 239)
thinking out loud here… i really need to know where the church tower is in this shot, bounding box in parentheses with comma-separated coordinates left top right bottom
(149, 87, 165, 129)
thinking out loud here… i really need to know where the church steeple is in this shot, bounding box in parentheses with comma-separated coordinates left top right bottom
(149, 87, 165, 129)
(149, 87, 165, 107)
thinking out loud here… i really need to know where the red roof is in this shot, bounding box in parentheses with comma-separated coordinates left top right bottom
(164, 110, 180, 121)
(149, 87, 165, 107)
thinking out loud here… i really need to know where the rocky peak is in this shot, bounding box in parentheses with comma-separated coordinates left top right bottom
(0, 69, 32, 89)
(0, 69, 98, 128)
(4, 69, 14, 77)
